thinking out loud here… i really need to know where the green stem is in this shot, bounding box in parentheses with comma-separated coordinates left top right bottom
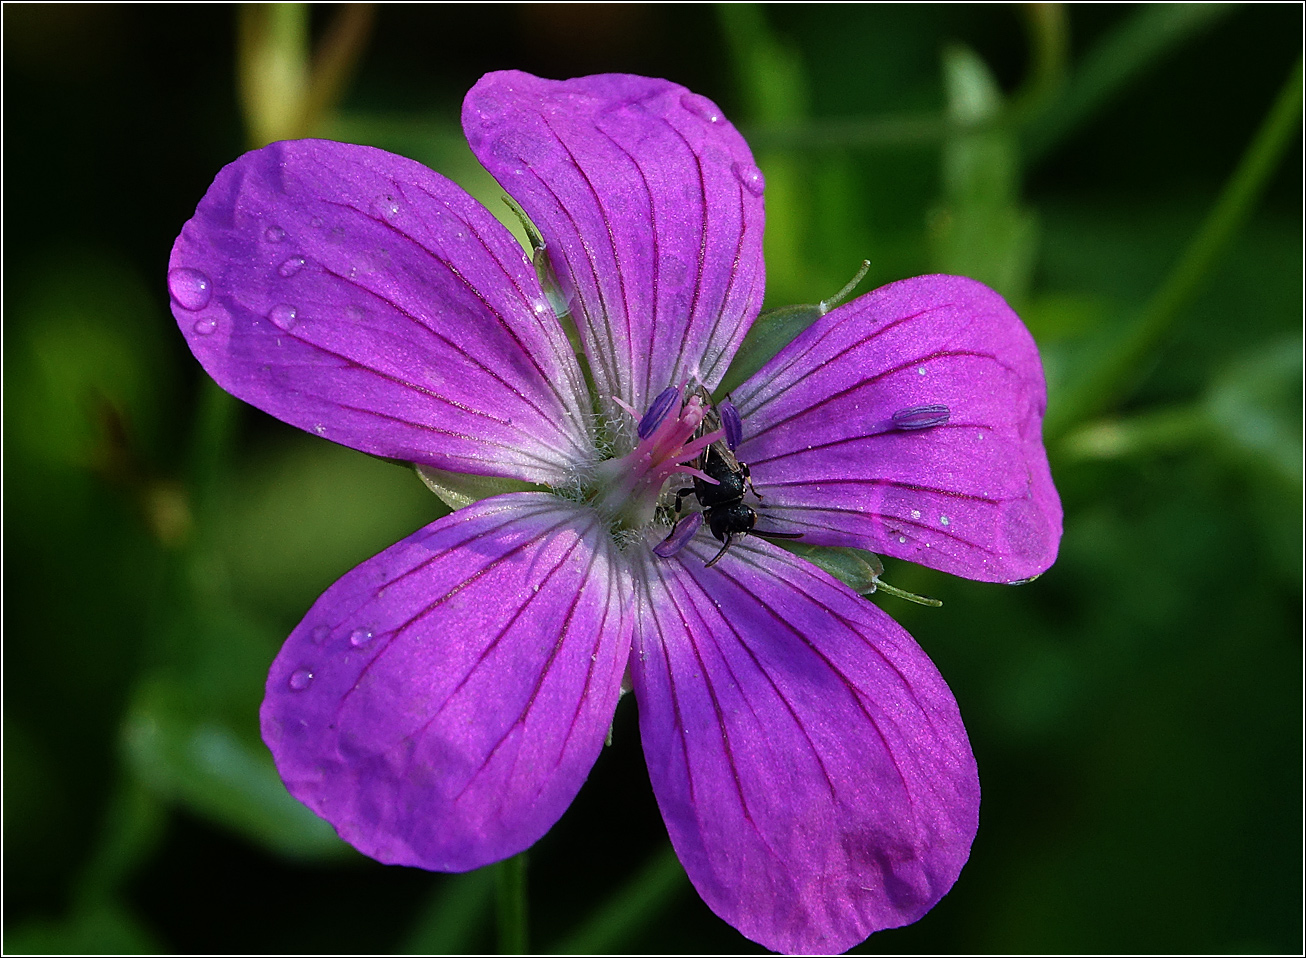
(1046, 56, 1303, 439)
(553, 843, 685, 954)
(495, 852, 529, 955)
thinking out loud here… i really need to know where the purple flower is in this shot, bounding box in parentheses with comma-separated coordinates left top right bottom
(167, 70, 1060, 954)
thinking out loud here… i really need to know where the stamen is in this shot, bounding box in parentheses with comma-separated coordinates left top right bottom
(891, 404, 951, 430)
(654, 512, 703, 557)
(718, 397, 743, 450)
(589, 384, 716, 531)
(638, 386, 681, 438)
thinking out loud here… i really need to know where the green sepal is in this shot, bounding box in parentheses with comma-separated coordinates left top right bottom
(716, 261, 870, 396)
(779, 541, 942, 606)
(415, 464, 539, 511)
(779, 542, 885, 593)
(716, 302, 825, 396)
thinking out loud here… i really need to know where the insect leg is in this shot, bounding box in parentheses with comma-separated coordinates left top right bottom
(705, 532, 734, 568)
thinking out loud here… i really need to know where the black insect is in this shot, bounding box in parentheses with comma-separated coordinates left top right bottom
(668, 426, 802, 568)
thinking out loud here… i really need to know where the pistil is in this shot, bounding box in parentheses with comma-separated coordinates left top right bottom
(589, 384, 723, 532)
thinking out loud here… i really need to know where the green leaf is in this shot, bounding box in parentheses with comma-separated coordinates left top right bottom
(399, 870, 496, 955)
(122, 676, 348, 861)
(2, 901, 160, 955)
(930, 45, 1038, 303)
(1024, 3, 1238, 163)
(552, 843, 687, 954)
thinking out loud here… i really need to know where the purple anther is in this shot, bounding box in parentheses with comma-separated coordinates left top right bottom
(718, 397, 743, 450)
(891, 404, 951, 430)
(653, 511, 703, 557)
(639, 386, 681, 439)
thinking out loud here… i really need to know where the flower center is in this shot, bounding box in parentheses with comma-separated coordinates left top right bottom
(587, 384, 723, 534)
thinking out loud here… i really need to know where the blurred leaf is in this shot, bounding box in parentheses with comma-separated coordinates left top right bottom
(1058, 338, 1301, 499)
(930, 45, 1038, 303)
(552, 843, 687, 954)
(399, 870, 496, 955)
(1024, 3, 1238, 163)
(1206, 336, 1303, 485)
(75, 781, 167, 905)
(3, 900, 160, 955)
(6, 251, 171, 472)
(219, 433, 439, 616)
(717, 3, 817, 305)
(122, 675, 347, 861)
(1046, 57, 1302, 436)
(238, 3, 309, 147)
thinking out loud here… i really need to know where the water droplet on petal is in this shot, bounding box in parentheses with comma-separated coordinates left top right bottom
(278, 256, 305, 278)
(311, 625, 330, 644)
(268, 304, 298, 331)
(264, 225, 287, 243)
(313, 422, 326, 435)
(940, 515, 951, 526)
(911, 509, 922, 520)
(192, 317, 218, 336)
(680, 92, 723, 123)
(289, 669, 314, 690)
(349, 627, 375, 648)
(731, 161, 766, 197)
(898, 535, 907, 544)
(168, 267, 213, 310)
(918, 367, 927, 376)
(375, 195, 401, 221)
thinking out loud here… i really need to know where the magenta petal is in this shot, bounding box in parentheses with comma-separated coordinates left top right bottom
(463, 71, 766, 416)
(733, 275, 1062, 583)
(631, 539, 979, 954)
(260, 493, 632, 870)
(168, 139, 593, 483)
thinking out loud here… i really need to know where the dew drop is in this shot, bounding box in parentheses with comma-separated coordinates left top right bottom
(313, 422, 326, 435)
(192, 317, 218, 336)
(168, 267, 213, 310)
(680, 92, 723, 123)
(940, 515, 951, 526)
(289, 669, 314, 691)
(731, 161, 766, 197)
(898, 536, 907, 544)
(349, 627, 375, 648)
(311, 625, 330, 645)
(264, 225, 287, 243)
(911, 509, 922, 520)
(268, 304, 298, 331)
(278, 256, 306, 278)
(375, 195, 401, 220)
(918, 366, 927, 376)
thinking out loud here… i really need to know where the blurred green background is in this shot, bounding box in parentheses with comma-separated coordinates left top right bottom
(4, 3, 1301, 953)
